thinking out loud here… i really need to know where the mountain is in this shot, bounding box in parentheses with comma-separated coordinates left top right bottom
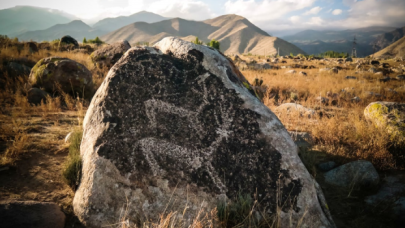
(101, 15, 305, 56)
(92, 11, 167, 32)
(0, 6, 78, 37)
(375, 27, 405, 50)
(17, 20, 105, 42)
(372, 36, 405, 58)
(283, 26, 396, 57)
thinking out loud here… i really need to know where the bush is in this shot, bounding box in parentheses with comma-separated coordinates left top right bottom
(87, 37, 104, 45)
(208, 39, 220, 50)
(62, 128, 83, 189)
(192, 37, 204, 45)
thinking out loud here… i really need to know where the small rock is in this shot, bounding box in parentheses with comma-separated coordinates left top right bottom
(274, 103, 315, 118)
(318, 161, 336, 172)
(345, 76, 357, 80)
(351, 97, 361, 103)
(371, 60, 380, 65)
(324, 160, 379, 189)
(396, 75, 405, 80)
(285, 70, 296, 74)
(316, 96, 329, 104)
(299, 71, 307, 76)
(0, 200, 65, 228)
(27, 88, 49, 105)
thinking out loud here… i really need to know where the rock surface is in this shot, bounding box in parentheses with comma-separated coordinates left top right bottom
(364, 102, 405, 141)
(59, 35, 79, 48)
(90, 40, 131, 68)
(29, 57, 93, 97)
(73, 37, 335, 228)
(0, 200, 65, 228)
(324, 160, 379, 189)
(275, 103, 316, 118)
(27, 88, 49, 105)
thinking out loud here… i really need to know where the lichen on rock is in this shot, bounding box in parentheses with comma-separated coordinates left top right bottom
(73, 37, 335, 228)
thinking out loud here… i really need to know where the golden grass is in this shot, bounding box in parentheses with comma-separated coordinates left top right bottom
(242, 58, 405, 170)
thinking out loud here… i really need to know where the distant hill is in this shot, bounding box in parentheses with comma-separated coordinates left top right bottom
(283, 26, 396, 57)
(0, 6, 77, 37)
(92, 11, 167, 32)
(17, 20, 105, 42)
(375, 26, 405, 50)
(372, 36, 405, 58)
(102, 14, 305, 56)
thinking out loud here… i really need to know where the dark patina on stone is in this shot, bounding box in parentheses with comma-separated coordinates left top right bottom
(74, 37, 335, 228)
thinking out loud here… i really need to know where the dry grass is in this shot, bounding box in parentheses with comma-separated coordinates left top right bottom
(242, 58, 405, 170)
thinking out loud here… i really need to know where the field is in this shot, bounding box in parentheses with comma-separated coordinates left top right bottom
(0, 42, 404, 227)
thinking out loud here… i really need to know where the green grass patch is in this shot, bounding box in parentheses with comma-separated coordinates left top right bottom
(62, 128, 82, 190)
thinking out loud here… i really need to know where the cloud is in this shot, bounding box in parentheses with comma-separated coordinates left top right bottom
(332, 9, 342, 15)
(303, 6, 322, 15)
(224, 0, 316, 30)
(128, 0, 215, 20)
(289, 16, 301, 24)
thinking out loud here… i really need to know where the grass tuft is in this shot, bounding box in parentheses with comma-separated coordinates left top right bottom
(62, 128, 83, 190)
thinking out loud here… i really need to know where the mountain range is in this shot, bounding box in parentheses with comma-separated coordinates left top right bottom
(1, 5, 404, 57)
(283, 26, 405, 57)
(0, 6, 77, 37)
(101, 14, 304, 55)
(17, 20, 105, 42)
(92, 11, 167, 32)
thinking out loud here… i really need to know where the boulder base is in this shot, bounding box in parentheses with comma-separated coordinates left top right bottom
(73, 37, 335, 228)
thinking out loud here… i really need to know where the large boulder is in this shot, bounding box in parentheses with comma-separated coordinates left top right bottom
(59, 35, 79, 49)
(324, 160, 379, 189)
(90, 40, 131, 68)
(0, 200, 65, 228)
(364, 102, 405, 141)
(29, 57, 93, 97)
(73, 37, 335, 228)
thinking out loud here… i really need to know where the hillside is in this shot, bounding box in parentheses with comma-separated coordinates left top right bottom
(17, 20, 105, 42)
(0, 6, 77, 37)
(283, 26, 395, 57)
(375, 26, 405, 50)
(372, 36, 405, 58)
(92, 11, 168, 32)
(101, 14, 305, 55)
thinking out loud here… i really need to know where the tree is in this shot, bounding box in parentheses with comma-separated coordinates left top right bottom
(83, 37, 87, 44)
(192, 37, 203, 45)
(208, 39, 220, 50)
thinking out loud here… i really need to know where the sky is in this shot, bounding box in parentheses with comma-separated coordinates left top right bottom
(1, 0, 405, 36)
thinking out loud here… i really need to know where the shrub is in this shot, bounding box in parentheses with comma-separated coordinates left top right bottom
(208, 39, 220, 50)
(192, 37, 204, 45)
(62, 128, 83, 189)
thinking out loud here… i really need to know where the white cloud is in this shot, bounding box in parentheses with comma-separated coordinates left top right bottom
(332, 9, 342, 15)
(224, 0, 316, 30)
(307, 16, 324, 26)
(303, 6, 322, 15)
(128, 0, 215, 21)
(289, 16, 301, 24)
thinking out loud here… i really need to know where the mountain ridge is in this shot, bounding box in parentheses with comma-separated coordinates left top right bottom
(101, 14, 305, 56)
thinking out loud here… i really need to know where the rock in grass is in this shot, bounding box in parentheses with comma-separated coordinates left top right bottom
(318, 161, 336, 172)
(29, 57, 93, 97)
(73, 37, 335, 228)
(90, 40, 131, 68)
(324, 160, 379, 189)
(397, 74, 405, 80)
(59, 35, 79, 48)
(275, 103, 315, 118)
(27, 88, 49, 105)
(364, 102, 405, 140)
(0, 200, 65, 228)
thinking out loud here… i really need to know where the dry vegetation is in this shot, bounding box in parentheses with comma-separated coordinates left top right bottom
(1, 40, 404, 228)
